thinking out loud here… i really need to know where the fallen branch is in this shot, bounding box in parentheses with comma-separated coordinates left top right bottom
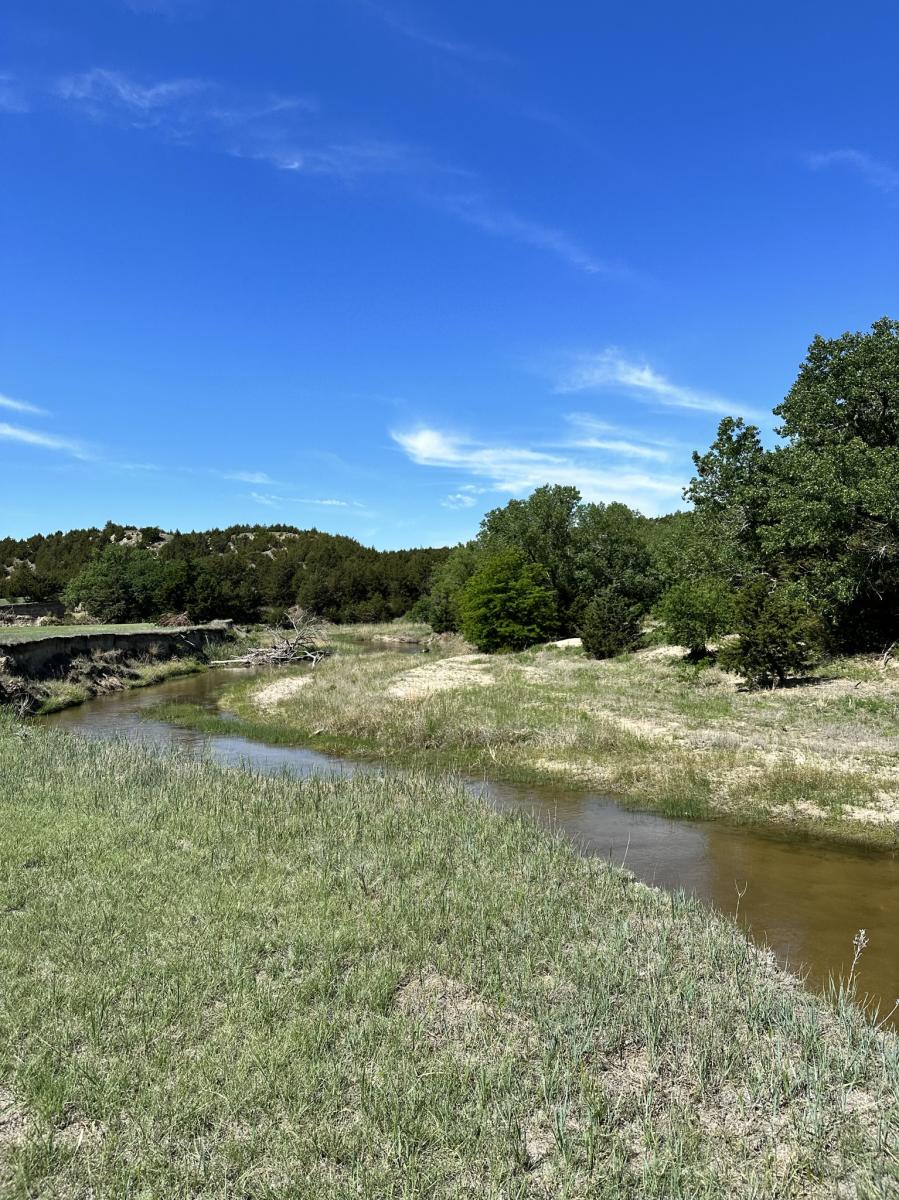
(211, 606, 329, 669)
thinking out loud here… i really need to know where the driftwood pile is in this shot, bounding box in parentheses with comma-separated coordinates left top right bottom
(157, 612, 192, 628)
(211, 607, 329, 668)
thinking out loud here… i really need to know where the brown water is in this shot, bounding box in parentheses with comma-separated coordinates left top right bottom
(44, 668, 899, 1018)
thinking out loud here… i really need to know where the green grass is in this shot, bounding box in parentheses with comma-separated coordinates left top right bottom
(0, 624, 157, 644)
(1, 715, 898, 1196)
(34, 658, 207, 714)
(153, 631, 899, 848)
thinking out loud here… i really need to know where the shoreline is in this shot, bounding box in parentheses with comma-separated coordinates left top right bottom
(1, 714, 897, 1194)
(143, 627, 899, 853)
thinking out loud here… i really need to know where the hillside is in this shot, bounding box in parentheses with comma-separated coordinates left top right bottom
(0, 523, 449, 624)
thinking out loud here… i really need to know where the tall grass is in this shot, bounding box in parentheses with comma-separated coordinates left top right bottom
(156, 637, 899, 846)
(0, 715, 898, 1196)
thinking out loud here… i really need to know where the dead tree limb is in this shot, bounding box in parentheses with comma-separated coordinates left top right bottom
(211, 606, 330, 668)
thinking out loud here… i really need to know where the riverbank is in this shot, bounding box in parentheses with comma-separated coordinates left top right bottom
(154, 629, 899, 849)
(1, 714, 898, 1196)
(0, 622, 233, 713)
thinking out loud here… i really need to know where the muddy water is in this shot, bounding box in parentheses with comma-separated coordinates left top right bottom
(44, 668, 899, 1017)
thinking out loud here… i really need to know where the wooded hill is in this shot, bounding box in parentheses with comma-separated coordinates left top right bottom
(0, 524, 449, 624)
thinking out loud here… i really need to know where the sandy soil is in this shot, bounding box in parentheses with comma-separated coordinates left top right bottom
(252, 673, 312, 710)
(387, 656, 495, 700)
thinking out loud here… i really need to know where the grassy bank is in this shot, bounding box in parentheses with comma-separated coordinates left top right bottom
(0, 623, 157, 644)
(1, 715, 898, 1196)
(154, 630, 899, 848)
(33, 656, 207, 714)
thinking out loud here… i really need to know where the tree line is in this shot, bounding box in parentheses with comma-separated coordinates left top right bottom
(4, 318, 897, 687)
(0, 524, 449, 625)
(414, 318, 899, 686)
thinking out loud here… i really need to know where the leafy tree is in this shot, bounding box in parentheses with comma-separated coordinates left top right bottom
(425, 543, 482, 632)
(571, 501, 658, 620)
(458, 551, 557, 652)
(718, 579, 822, 689)
(684, 320, 899, 649)
(761, 318, 899, 645)
(658, 577, 733, 659)
(684, 416, 769, 577)
(478, 485, 581, 623)
(577, 589, 643, 659)
(63, 546, 166, 622)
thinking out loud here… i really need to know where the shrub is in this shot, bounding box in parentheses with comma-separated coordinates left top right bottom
(717, 578, 822, 688)
(658, 577, 734, 659)
(458, 551, 557, 652)
(578, 588, 643, 659)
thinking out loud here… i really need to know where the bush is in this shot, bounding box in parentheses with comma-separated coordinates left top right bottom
(458, 551, 557, 652)
(658, 577, 733, 659)
(578, 589, 643, 659)
(717, 578, 822, 688)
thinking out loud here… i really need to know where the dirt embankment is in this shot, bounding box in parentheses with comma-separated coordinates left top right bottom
(0, 624, 232, 714)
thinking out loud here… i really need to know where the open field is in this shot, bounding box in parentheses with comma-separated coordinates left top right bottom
(1, 715, 898, 1196)
(0, 624, 157, 644)
(154, 629, 899, 848)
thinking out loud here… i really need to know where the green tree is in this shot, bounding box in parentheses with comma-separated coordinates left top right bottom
(657, 577, 733, 660)
(571, 501, 658, 621)
(458, 551, 557, 652)
(684, 416, 769, 578)
(578, 589, 643, 659)
(718, 579, 822, 689)
(762, 318, 899, 645)
(63, 546, 166, 622)
(478, 486, 581, 623)
(425, 543, 482, 632)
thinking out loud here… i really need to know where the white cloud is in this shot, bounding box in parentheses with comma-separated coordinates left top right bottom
(0, 74, 28, 115)
(441, 492, 478, 509)
(805, 149, 899, 193)
(50, 69, 614, 275)
(249, 492, 355, 509)
(56, 68, 208, 119)
(392, 426, 685, 515)
(223, 470, 274, 484)
(241, 139, 424, 180)
(0, 422, 89, 458)
(0, 393, 46, 416)
(442, 193, 611, 276)
(557, 348, 754, 417)
(563, 414, 674, 461)
(357, 1, 507, 63)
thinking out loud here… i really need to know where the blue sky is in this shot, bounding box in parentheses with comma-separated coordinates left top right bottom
(2, 0, 898, 547)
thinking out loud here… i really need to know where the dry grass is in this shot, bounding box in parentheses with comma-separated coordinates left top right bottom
(159, 632, 899, 845)
(1, 714, 898, 1196)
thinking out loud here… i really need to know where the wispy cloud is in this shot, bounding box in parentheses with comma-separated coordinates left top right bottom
(355, 0, 507, 63)
(249, 492, 362, 510)
(238, 138, 429, 180)
(805, 149, 899, 193)
(118, 0, 205, 14)
(440, 492, 478, 509)
(55, 68, 208, 123)
(0, 393, 47, 416)
(557, 349, 753, 417)
(0, 422, 89, 458)
(392, 426, 685, 515)
(0, 73, 29, 115)
(441, 194, 613, 276)
(563, 414, 675, 462)
(223, 470, 275, 485)
(49, 68, 615, 275)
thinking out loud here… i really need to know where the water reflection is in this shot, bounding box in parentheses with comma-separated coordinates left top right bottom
(44, 668, 899, 1016)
